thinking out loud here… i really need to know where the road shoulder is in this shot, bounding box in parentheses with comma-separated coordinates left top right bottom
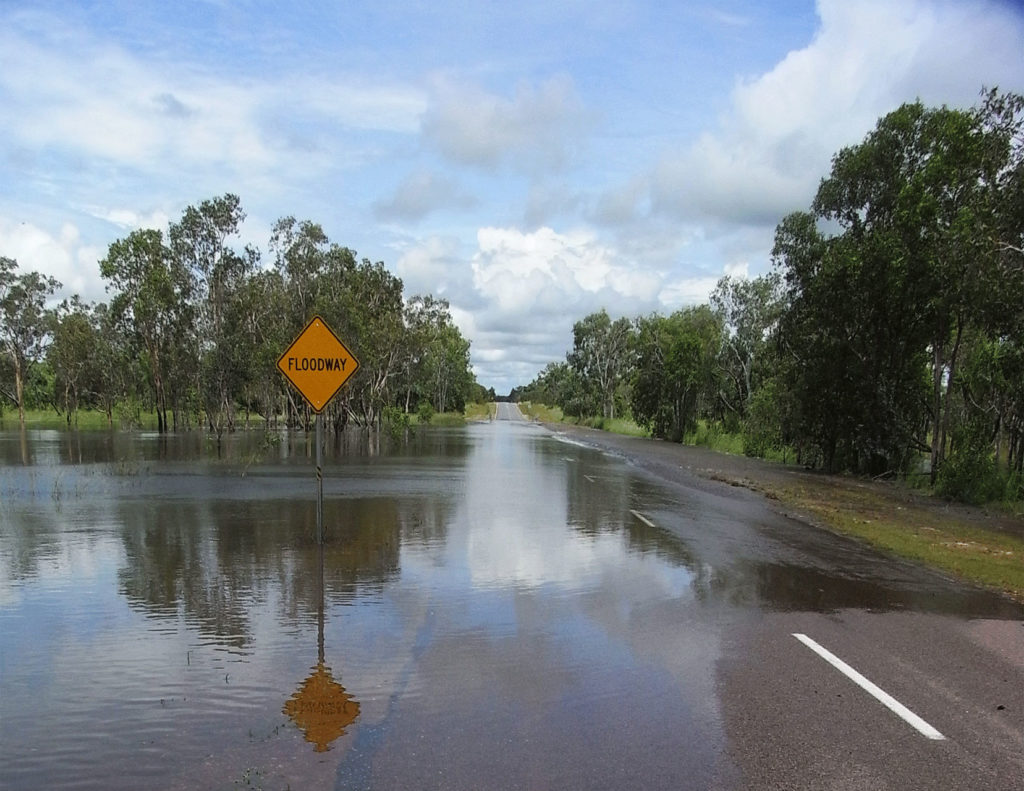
(536, 420, 1024, 602)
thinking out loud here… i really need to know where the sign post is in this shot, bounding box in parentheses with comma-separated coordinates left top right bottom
(277, 315, 360, 543)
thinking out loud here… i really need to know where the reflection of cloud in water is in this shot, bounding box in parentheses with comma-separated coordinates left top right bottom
(455, 428, 694, 598)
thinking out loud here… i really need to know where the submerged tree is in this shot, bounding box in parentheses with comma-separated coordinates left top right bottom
(0, 257, 61, 427)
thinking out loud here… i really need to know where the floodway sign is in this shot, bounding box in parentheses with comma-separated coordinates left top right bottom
(277, 315, 360, 413)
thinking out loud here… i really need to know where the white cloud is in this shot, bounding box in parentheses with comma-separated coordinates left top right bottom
(658, 276, 721, 307)
(91, 207, 171, 232)
(394, 235, 472, 298)
(0, 219, 106, 303)
(0, 19, 427, 188)
(461, 225, 669, 389)
(649, 0, 1024, 227)
(471, 226, 660, 316)
(421, 74, 593, 172)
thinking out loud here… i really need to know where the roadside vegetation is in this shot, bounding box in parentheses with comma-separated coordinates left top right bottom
(1, 197, 495, 437)
(753, 474, 1024, 600)
(515, 89, 1024, 509)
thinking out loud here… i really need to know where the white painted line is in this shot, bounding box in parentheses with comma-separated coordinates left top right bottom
(793, 633, 945, 740)
(630, 509, 655, 527)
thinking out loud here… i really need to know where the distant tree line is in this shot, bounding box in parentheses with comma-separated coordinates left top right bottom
(0, 195, 489, 435)
(514, 89, 1024, 503)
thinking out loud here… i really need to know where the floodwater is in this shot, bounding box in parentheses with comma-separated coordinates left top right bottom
(1, 420, 1020, 790)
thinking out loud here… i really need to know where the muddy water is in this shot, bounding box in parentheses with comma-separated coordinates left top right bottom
(1, 422, 1018, 790)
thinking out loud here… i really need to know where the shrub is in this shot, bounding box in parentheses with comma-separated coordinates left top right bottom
(416, 401, 435, 425)
(935, 444, 1003, 505)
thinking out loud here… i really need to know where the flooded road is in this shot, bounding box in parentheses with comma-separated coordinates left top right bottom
(2, 418, 1022, 790)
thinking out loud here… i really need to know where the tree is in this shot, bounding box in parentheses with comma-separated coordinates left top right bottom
(403, 296, 474, 414)
(568, 309, 634, 420)
(710, 273, 783, 422)
(170, 194, 258, 437)
(100, 228, 192, 433)
(631, 306, 721, 441)
(48, 297, 100, 424)
(0, 257, 60, 427)
(806, 92, 1024, 475)
(774, 92, 1024, 476)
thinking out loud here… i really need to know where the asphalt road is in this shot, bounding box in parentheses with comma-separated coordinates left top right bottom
(494, 401, 527, 421)
(532, 420, 1024, 790)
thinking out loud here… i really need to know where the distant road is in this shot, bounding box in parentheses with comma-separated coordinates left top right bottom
(494, 402, 527, 421)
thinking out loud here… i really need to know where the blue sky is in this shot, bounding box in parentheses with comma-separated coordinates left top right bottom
(2, 0, 1023, 394)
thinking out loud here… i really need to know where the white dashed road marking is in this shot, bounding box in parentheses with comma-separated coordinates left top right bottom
(793, 633, 945, 740)
(630, 510, 655, 527)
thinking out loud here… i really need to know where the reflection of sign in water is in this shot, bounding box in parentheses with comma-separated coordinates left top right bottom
(284, 660, 361, 752)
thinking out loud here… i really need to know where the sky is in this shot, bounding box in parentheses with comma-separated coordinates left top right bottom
(2, 0, 1023, 395)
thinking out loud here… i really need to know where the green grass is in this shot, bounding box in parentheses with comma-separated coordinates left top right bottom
(430, 412, 466, 427)
(409, 411, 466, 427)
(518, 402, 564, 422)
(464, 402, 495, 421)
(0, 408, 143, 430)
(516, 402, 650, 438)
(0, 408, 275, 432)
(760, 479, 1024, 601)
(684, 420, 744, 455)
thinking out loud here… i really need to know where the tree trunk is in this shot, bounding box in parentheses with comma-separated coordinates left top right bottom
(939, 322, 964, 466)
(929, 342, 944, 485)
(14, 356, 25, 428)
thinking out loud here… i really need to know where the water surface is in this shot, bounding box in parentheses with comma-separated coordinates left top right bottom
(2, 421, 1018, 790)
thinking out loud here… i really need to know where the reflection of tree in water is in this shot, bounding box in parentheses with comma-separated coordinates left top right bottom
(562, 457, 700, 571)
(2, 507, 110, 585)
(118, 502, 254, 647)
(117, 494, 454, 646)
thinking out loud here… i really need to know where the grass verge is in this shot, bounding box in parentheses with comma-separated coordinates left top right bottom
(749, 477, 1024, 601)
(517, 402, 650, 438)
(464, 402, 495, 421)
(410, 411, 466, 427)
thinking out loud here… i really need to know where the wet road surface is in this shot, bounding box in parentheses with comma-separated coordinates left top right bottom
(1, 420, 1022, 790)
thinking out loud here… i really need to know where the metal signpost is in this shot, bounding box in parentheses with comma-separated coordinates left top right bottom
(277, 315, 360, 543)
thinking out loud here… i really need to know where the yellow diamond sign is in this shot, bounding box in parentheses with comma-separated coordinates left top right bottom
(277, 315, 360, 413)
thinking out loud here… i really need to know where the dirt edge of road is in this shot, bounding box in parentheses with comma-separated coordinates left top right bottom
(536, 420, 1024, 603)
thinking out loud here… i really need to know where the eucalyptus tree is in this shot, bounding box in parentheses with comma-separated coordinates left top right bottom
(631, 306, 722, 441)
(232, 267, 289, 425)
(270, 216, 331, 328)
(710, 273, 783, 423)
(402, 295, 448, 412)
(48, 297, 100, 424)
(0, 257, 61, 427)
(100, 228, 193, 433)
(330, 256, 406, 427)
(810, 101, 950, 466)
(568, 309, 634, 420)
(775, 91, 1024, 476)
(403, 295, 473, 414)
(170, 194, 259, 436)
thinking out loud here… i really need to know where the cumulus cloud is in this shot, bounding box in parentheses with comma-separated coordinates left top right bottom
(649, 0, 1024, 227)
(394, 235, 474, 300)
(0, 219, 105, 303)
(421, 75, 593, 172)
(459, 226, 667, 387)
(471, 226, 659, 316)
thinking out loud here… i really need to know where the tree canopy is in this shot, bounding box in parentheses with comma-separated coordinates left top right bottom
(517, 89, 1024, 502)
(1, 196, 480, 433)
